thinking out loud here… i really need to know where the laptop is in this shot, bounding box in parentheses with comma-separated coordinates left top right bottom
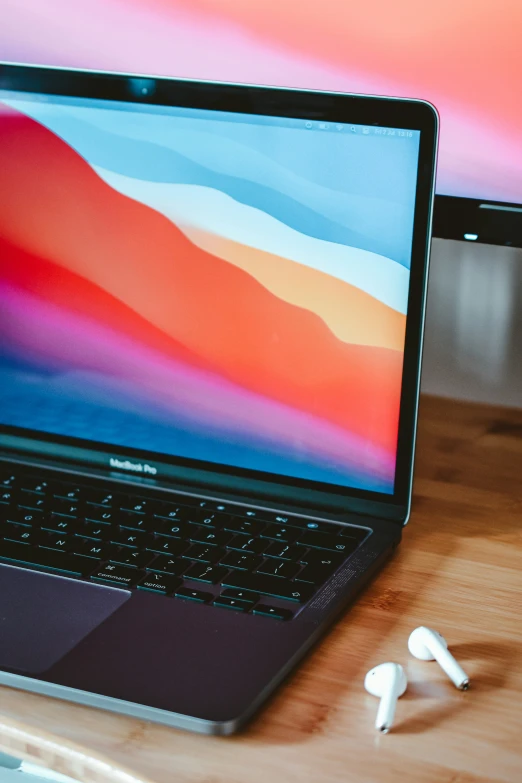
(0, 63, 438, 735)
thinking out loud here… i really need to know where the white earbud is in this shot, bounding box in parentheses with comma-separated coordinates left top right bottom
(364, 662, 407, 733)
(408, 627, 469, 690)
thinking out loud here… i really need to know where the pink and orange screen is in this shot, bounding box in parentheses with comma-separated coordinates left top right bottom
(0, 93, 420, 493)
(1, 0, 521, 203)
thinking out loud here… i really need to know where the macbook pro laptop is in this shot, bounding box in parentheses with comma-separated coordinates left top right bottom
(0, 64, 438, 734)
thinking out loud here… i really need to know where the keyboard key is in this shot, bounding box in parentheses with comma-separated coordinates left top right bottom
(53, 484, 82, 502)
(194, 499, 229, 513)
(0, 540, 94, 577)
(2, 523, 39, 544)
(213, 596, 249, 612)
(118, 512, 150, 531)
(41, 533, 72, 551)
(291, 519, 342, 533)
(295, 531, 355, 553)
(224, 519, 266, 536)
(294, 556, 343, 585)
(189, 528, 232, 547)
(181, 543, 224, 563)
(84, 506, 114, 524)
(86, 491, 115, 507)
(195, 498, 219, 511)
(300, 550, 345, 569)
(6, 509, 43, 526)
(267, 513, 295, 525)
(138, 572, 182, 594)
(147, 536, 189, 556)
(257, 559, 300, 579)
(263, 541, 306, 561)
(42, 515, 78, 534)
(183, 562, 228, 584)
(50, 499, 80, 518)
(227, 534, 268, 554)
(91, 563, 137, 587)
(20, 479, 48, 495)
(109, 529, 149, 548)
(233, 507, 270, 521)
(0, 489, 15, 505)
(220, 550, 262, 571)
(174, 586, 212, 603)
(177, 493, 205, 506)
(260, 524, 298, 543)
(77, 540, 119, 560)
(154, 504, 187, 521)
(121, 498, 150, 515)
(195, 516, 219, 529)
(185, 511, 227, 528)
(222, 572, 314, 603)
(338, 525, 369, 542)
(147, 554, 186, 576)
(76, 520, 110, 540)
(111, 549, 155, 569)
(153, 519, 190, 538)
(0, 473, 17, 489)
(18, 492, 46, 511)
(221, 588, 259, 603)
(253, 604, 294, 621)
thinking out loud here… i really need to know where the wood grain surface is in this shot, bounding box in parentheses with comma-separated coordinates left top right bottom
(1, 394, 521, 783)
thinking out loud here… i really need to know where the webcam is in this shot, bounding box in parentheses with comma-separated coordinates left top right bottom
(127, 78, 156, 98)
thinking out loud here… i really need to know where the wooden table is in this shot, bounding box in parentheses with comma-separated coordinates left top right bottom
(1, 395, 521, 783)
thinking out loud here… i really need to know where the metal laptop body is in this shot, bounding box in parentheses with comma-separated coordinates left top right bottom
(0, 64, 438, 734)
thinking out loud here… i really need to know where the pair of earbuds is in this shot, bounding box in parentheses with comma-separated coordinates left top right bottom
(364, 626, 470, 733)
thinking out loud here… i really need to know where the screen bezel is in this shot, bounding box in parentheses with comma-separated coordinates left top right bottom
(434, 195, 522, 248)
(0, 63, 438, 522)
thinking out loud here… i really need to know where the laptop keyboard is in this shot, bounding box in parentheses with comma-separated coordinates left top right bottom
(0, 467, 370, 621)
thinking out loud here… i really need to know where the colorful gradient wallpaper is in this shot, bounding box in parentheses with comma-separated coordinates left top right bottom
(1, 0, 521, 204)
(0, 94, 420, 493)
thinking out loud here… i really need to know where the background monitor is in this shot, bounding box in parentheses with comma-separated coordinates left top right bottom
(1, 0, 521, 246)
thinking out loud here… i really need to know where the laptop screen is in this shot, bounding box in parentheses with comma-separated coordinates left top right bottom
(0, 90, 420, 496)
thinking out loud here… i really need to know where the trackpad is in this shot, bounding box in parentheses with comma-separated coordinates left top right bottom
(0, 564, 130, 674)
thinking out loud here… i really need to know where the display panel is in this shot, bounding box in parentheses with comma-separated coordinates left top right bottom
(1, 0, 520, 206)
(0, 92, 421, 494)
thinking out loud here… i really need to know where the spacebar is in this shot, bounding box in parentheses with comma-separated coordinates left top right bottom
(0, 541, 94, 577)
(222, 571, 314, 603)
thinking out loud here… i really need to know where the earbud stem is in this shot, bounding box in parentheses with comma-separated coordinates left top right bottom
(430, 635, 470, 690)
(375, 671, 402, 732)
